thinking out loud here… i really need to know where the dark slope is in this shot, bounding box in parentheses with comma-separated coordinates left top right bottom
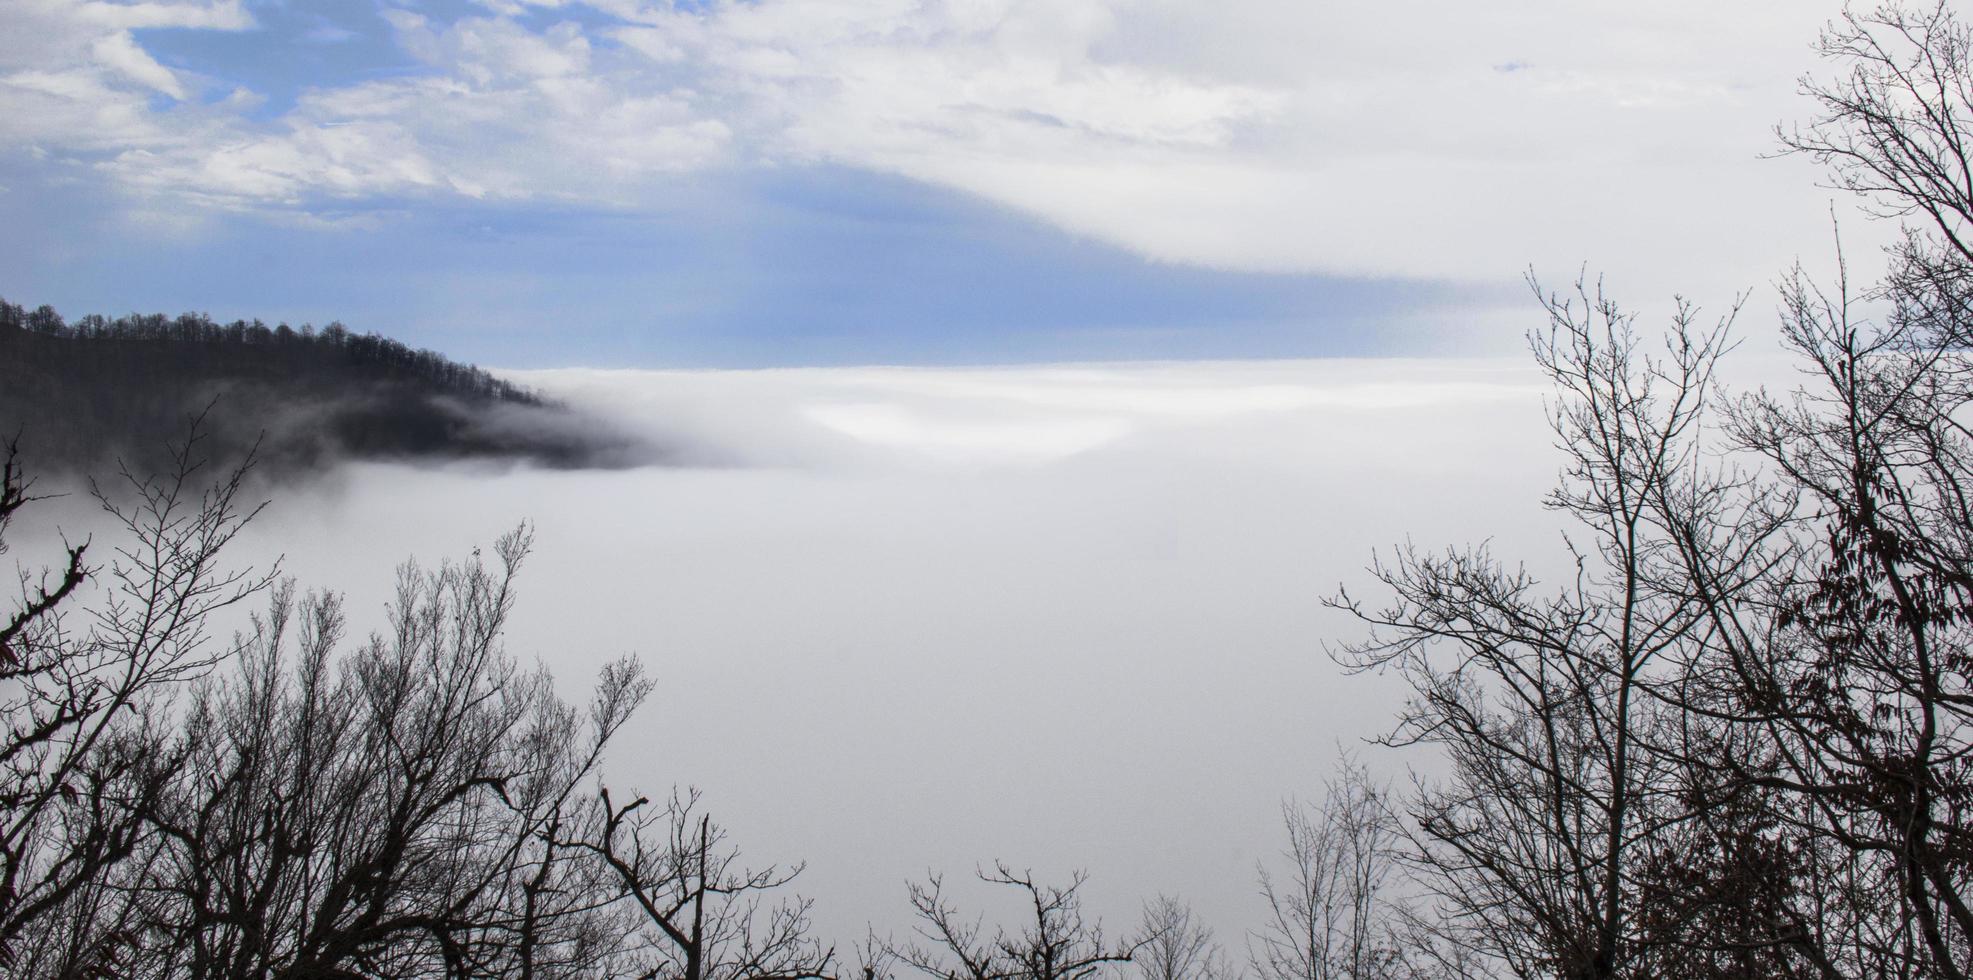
(0, 299, 650, 477)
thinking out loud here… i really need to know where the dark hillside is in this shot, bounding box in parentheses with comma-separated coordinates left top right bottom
(0, 299, 647, 476)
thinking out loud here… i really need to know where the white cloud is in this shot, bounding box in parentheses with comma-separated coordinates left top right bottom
(0, 0, 252, 157)
(89, 31, 186, 99)
(121, 10, 730, 207)
(0, 0, 1877, 291)
(662, 0, 1843, 291)
(71, 0, 250, 32)
(524, 358, 1552, 470)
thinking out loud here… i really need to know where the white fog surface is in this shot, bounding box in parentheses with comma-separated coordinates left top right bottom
(16, 358, 1622, 944)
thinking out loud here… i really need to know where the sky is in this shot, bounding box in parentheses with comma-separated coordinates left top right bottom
(0, 0, 1868, 367)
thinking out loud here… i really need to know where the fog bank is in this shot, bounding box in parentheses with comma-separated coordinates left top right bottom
(13, 358, 1568, 945)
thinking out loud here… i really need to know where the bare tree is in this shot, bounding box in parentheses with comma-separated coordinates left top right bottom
(133, 525, 654, 979)
(0, 424, 276, 977)
(1134, 896, 1233, 980)
(0, 423, 843, 980)
(566, 786, 835, 980)
(1329, 277, 1747, 980)
(1251, 758, 1400, 980)
(880, 864, 1141, 980)
(1782, 2, 1973, 268)
(1322, 8, 1973, 962)
(1317, 5, 1973, 974)
(1676, 252, 1973, 979)
(1635, 5, 1973, 975)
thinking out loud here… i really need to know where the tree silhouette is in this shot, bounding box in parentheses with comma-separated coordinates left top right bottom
(0, 299, 644, 478)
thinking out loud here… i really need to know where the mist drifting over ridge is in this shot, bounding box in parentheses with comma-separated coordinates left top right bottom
(0, 299, 664, 480)
(146, 358, 1565, 946)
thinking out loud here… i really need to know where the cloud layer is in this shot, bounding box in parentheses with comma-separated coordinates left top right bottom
(1, 0, 1857, 290)
(215, 359, 1567, 944)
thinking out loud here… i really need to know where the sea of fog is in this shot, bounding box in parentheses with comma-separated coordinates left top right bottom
(15, 357, 1608, 948)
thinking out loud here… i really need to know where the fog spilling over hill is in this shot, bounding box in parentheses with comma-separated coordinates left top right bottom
(203, 359, 1564, 947)
(0, 298, 657, 478)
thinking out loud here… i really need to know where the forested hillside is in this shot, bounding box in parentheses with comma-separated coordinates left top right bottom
(0, 299, 643, 476)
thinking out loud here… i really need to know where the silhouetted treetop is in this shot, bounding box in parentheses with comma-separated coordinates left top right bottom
(0, 297, 649, 477)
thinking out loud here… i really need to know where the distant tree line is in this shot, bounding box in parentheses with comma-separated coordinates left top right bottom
(8, 3, 1973, 979)
(0, 300, 644, 477)
(0, 301, 541, 405)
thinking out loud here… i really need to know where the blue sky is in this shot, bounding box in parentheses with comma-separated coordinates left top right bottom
(0, 0, 1852, 367)
(0, 151, 1503, 368)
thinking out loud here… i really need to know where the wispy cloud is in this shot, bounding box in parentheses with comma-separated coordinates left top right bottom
(524, 358, 1550, 468)
(0, 0, 1854, 291)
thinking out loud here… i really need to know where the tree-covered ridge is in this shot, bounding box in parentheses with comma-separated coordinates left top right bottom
(0, 299, 544, 404)
(0, 298, 645, 475)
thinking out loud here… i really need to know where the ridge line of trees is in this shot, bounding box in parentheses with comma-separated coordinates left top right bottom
(0, 299, 651, 476)
(0, 300, 543, 408)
